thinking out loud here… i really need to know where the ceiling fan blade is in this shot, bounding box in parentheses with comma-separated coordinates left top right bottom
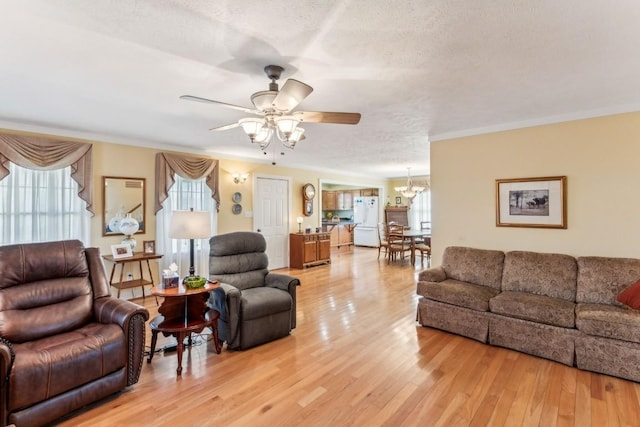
(294, 111, 361, 125)
(180, 95, 263, 115)
(272, 79, 313, 112)
(209, 122, 240, 131)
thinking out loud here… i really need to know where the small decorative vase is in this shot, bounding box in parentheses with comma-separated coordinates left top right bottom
(119, 214, 140, 250)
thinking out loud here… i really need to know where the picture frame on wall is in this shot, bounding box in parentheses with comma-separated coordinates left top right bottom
(111, 243, 133, 259)
(496, 176, 567, 229)
(143, 240, 156, 254)
(395, 196, 402, 205)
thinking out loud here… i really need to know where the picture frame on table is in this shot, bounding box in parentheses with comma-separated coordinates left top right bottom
(111, 243, 133, 259)
(496, 176, 567, 229)
(143, 240, 156, 254)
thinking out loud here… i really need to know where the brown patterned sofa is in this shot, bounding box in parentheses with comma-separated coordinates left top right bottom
(416, 246, 640, 382)
(0, 240, 149, 426)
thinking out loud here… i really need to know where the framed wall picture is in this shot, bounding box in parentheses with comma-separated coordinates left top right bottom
(111, 243, 133, 259)
(395, 196, 402, 205)
(143, 240, 156, 254)
(496, 176, 567, 229)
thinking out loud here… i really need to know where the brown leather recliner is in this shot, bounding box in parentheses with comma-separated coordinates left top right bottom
(0, 240, 149, 427)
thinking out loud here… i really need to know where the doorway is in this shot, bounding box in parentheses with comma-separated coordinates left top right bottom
(253, 175, 291, 269)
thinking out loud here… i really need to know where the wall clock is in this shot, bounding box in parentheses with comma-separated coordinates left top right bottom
(302, 183, 315, 216)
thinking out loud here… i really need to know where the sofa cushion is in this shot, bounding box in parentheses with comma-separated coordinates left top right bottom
(9, 322, 126, 412)
(576, 256, 640, 305)
(617, 280, 640, 309)
(501, 251, 577, 301)
(489, 291, 575, 328)
(419, 279, 500, 312)
(442, 247, 505, 290)
(0, 277, 93, 343)
(575, 303, 640, 343)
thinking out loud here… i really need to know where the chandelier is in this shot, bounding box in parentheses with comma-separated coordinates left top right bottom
(238, 114, 304, 151)
(394, 167, 425, 202)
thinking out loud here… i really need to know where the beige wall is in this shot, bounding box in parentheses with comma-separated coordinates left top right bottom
(91, 142, 159, 254)
(431, 111, 640, 265)
(89, 141, 386, 250)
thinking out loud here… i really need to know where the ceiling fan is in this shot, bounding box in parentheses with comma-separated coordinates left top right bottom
(180, 65, 361, 152)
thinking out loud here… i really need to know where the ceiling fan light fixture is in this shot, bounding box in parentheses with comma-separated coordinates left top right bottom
(275, 116, 300, 136)
(181, 65, 361, 161)
(239, 118, 265, 141)
(251, 91, 278, 111)
(282, 127, 305, 149)
(254, 126, 273, 144)
(290, 127, 305, 142)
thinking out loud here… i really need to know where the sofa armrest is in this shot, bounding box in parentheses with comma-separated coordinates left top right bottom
(94, 297, 149, 328)
(93, 297, 149, 385)
(266, 273, 299, 292)
(418, 266, 447, 283)
(209, 283, 242, 349)
(266, 273, 298, 329)
(0, 338, 15, 426)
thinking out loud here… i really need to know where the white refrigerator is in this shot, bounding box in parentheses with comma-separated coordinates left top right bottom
(353, 196, 379, 247)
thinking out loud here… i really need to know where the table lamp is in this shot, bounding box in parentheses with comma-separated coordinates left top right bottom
(169, 209, 211, 280)
(296, 216, 304, 233)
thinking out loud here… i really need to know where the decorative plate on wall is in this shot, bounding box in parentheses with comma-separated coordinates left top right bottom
(232, 192, 242, 203)
(232, 203, 242, 215)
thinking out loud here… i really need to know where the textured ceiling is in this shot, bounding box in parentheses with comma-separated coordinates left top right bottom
(2, 1, 640, 178)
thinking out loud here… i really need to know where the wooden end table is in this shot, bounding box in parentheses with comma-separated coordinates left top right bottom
(102, 252, 162, 301)
(147, 281, 222, 375)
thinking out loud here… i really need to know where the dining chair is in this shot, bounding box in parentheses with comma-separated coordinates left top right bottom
(413, 221, 431, 245)
(414, 240, 431, 267)
(386, 223, 412, 264)
(377, 222, 390, 260)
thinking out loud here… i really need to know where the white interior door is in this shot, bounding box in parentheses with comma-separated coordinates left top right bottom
(254, 175, 291, 269)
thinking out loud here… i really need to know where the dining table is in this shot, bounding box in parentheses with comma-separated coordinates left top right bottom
(389, 228, 431, 266)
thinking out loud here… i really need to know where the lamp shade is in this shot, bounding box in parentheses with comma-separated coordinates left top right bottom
(169, 210, 211, 239)
(275, 116, 300, 134)
(239, 118, 265, 139)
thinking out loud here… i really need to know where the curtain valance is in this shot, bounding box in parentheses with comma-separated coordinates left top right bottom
(155, 152, 220, 213)
(0, 133, 94, 214)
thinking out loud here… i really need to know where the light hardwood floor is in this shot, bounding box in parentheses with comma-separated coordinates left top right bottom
(58, 247, 640, 426)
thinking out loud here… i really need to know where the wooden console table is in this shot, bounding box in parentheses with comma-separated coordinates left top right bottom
(148, 281, 222, 376)
(102, 252, 162, 300)
(290, 232, 331, 268)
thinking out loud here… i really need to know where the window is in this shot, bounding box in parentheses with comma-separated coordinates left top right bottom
(156, 175, 217, 277)
(0, 163, 90, 245)
(410, 190, 431, 230)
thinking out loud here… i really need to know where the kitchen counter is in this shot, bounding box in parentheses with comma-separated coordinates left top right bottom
(322, 221, 357, 250)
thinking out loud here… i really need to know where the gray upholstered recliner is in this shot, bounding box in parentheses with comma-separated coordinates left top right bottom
(207, 232, 299, 350)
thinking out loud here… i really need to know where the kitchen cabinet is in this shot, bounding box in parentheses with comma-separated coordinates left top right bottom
(290, 232, 331, 268)
(329, 224, 355, 250)
(339, 191, 353, 210)
(322, 190, 337, 210)
(339, 225, 354, 246)
(360, 188, 379, 196)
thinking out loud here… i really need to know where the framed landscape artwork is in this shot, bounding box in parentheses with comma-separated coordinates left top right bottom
(496, 176, 567, 229)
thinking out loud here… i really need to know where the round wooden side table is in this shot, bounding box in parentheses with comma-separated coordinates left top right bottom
(148, 281, 221, 375)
